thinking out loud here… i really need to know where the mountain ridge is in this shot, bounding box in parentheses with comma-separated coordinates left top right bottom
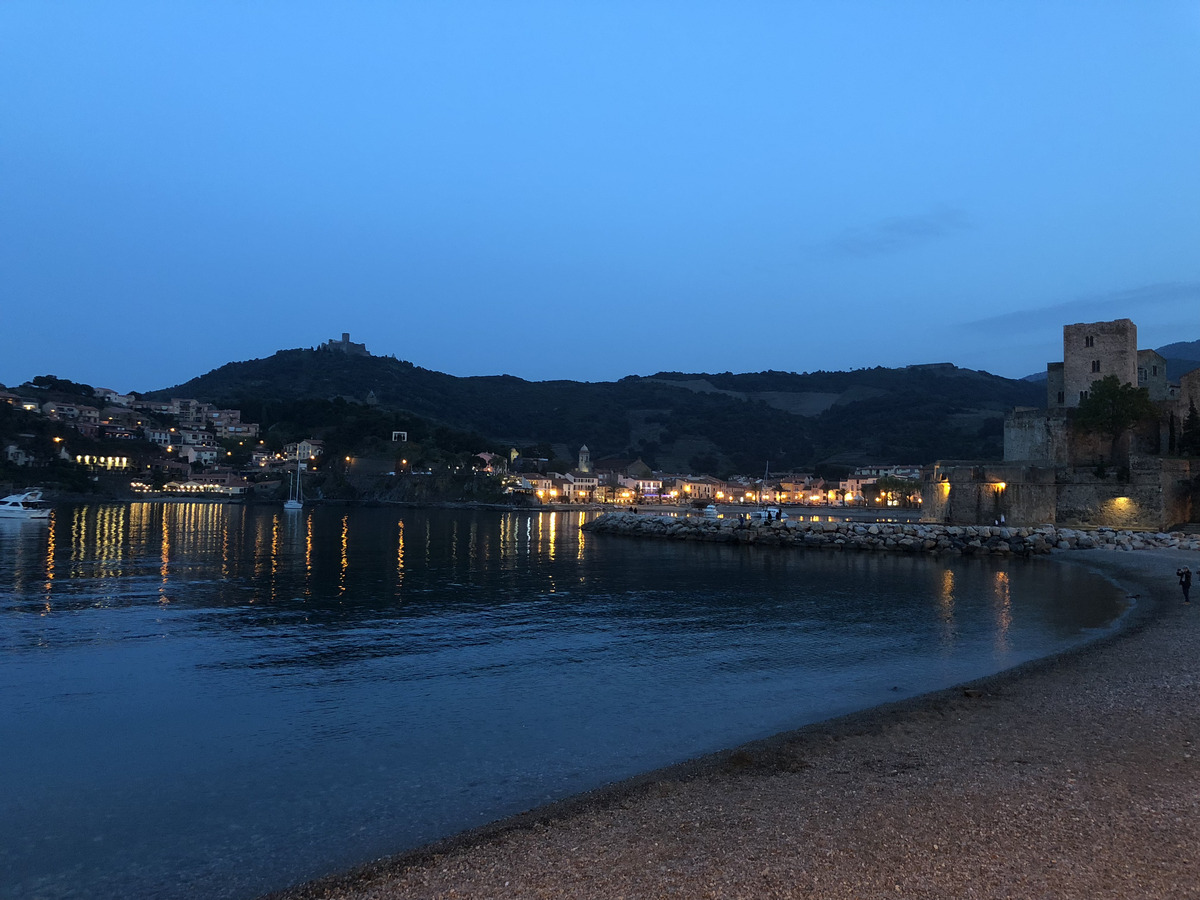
(152, 348, 1042, 472)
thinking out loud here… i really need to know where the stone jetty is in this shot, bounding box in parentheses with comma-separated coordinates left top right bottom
(581, 511, 1200, 555)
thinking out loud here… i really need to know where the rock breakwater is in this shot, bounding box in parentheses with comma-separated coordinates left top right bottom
(581, 512, 1200, 556)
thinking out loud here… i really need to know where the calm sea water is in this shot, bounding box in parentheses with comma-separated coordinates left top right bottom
(1, 503, 1126, 899)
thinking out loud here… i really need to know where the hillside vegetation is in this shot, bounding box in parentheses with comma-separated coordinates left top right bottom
(154, 349, 1043, 474)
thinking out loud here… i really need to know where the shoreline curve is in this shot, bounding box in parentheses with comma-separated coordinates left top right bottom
(267, 548, 1199, 900)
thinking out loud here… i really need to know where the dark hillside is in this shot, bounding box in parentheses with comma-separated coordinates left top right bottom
(154, 349, 1043, 473)
(1157, 339, 1200, 361)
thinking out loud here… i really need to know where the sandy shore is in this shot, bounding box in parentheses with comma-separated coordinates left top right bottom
(271, 549, 1200, 900)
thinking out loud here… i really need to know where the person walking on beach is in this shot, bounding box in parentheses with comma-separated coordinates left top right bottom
(1179, 566, 1192, 603)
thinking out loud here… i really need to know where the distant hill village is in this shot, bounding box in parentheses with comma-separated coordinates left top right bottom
(0, 377, 921, 507)
(0, 383, 318, 498)
(0, 330, 925, 506)
(2, 321, 1198, 527)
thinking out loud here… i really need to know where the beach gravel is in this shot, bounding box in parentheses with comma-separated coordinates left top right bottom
(272, 549, 1200, 900)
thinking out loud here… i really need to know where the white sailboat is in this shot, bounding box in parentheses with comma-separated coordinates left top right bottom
(751, 462, 786, 521)
(284, 462, 305, 511)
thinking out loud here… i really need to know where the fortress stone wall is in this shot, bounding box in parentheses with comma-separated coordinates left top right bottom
(923, 457, 1194, 530)
(1004, 409, 1072, 465)
(922, 462, 1057, 526)
(1003, 408, 1111, 466)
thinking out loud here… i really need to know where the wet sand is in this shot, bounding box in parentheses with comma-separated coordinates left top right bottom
(271, 549, 1200, 900)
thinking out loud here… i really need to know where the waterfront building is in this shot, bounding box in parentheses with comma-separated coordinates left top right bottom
(924, 318, 1197, 529)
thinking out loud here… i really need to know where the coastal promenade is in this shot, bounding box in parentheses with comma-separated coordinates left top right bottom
(274, 548, 1200, 900)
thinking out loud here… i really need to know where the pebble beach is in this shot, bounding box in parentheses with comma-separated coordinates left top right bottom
(271, 547, 1200, 900)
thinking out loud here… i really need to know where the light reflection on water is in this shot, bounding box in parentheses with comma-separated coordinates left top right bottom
(0, 503, 1126, 900)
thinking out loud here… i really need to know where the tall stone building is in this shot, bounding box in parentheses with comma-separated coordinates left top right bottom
(1047, 319, 1136, 408)
(1046, 318, 1170, 409)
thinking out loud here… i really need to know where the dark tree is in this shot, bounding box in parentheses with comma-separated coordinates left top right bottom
(30, 374, 95, 397)
(1181, 399, 1200, 457)
(1073, 375, 1159, 461)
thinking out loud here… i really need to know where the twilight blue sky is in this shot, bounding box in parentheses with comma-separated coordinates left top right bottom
(2, 2, 1198, 392)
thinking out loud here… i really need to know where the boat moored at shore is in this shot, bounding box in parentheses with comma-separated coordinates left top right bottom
(0, 488, 51, 519)
(284, 464, 305, 511)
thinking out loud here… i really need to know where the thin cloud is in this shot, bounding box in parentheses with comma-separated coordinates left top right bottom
(962, 281, 1200, 334)
(825, 207, 970, 258)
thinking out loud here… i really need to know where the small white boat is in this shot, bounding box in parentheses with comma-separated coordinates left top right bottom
(0, 488, 51, 519)
(284, 464, 304, 511)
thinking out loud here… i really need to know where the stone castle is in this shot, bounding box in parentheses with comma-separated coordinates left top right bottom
(923, 318, 1199, 530)
(322, 332, 370, 357)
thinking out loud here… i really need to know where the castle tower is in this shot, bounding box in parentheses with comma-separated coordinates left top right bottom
(578, 445, 591, 474)
(1054, 319, 1138, 408)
